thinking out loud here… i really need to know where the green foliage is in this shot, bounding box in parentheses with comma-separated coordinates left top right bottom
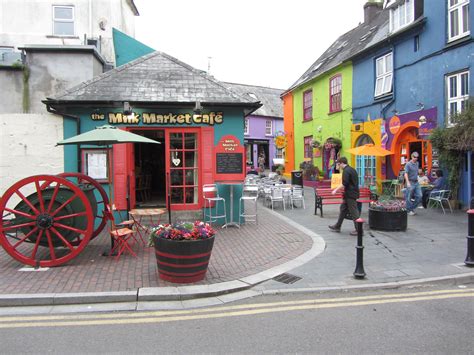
(429, 100, 474, 201)
(299, 161, 320, 180)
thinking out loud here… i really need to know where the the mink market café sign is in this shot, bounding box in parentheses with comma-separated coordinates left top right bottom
(90, 111, 224, 125)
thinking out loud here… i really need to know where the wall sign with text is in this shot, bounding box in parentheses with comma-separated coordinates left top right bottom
(214, 135, 245, 182)
(90, 111, 224, 126)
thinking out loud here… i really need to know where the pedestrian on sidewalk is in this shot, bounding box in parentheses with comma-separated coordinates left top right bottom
(328, 157, 360, 236)
(404, 151, 422, 215)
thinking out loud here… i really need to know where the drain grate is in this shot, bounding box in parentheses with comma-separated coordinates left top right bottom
(273, 273, 302, 284)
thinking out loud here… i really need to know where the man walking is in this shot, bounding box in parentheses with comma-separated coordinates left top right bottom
(404, 151, 422, 215)
(328, 157, 360, 236)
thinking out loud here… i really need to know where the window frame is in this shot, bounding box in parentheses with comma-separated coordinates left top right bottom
(265, 120, 273, 136)
(304, 136, 313, 159)
(303, 89, 313, 121)
(389, 0, 415, 33)
(374, 52, 393, 98)
(52, 5, 75, 36)
(329, 74, 342, 113)
(448, 0, 470, 42)
(446, 70, 470, 126)
(244, 118, 249, 135)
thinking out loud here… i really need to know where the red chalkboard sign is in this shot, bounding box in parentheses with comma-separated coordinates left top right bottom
(214, 135, 245, 182)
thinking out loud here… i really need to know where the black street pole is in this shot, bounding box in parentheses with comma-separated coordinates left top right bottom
(465, 209, 474, 266)
(353, 218, 366, 279)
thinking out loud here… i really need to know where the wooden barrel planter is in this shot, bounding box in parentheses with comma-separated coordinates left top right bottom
(369, 208, 407, 231)
(154, 236, 215, 283)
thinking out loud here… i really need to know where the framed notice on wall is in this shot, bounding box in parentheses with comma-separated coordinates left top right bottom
(214, 135, 245, 182)
(81, 149, 109, 182)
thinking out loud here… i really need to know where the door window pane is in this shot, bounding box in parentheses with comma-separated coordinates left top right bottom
(184, 133, 196, 149)
(170, 133, 183, 149)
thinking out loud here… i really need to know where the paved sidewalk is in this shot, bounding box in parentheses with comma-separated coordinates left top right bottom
(0, 186, 473, 310)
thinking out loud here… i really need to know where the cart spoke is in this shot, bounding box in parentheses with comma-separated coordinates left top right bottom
(2, 220, 36, 232)
(34, 180, 45, 213)
(12, 226, 39, 249)
(54, 211, 88, 221)
(54, 222, 87, 235)
(50, 193, 79, 217)
(4, 207, 36, 220)
(50, 227, 75, 251)
(30, 230, 44, 259)
(46, 183, 61, 214)
(15, 190, 40, 215)
(45, 230, 57, 261)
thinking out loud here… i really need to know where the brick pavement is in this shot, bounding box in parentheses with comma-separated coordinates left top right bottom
(0, 207, 312, 294)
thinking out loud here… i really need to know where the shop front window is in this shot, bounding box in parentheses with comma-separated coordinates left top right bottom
(169, 131, 199, 205)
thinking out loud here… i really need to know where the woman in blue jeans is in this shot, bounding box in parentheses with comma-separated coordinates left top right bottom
(404, 152, 422, 215)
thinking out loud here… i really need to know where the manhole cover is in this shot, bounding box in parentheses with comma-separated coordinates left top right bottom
(273, 273, 302, 284)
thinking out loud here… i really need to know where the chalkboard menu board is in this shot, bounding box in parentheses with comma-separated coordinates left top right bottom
(216, 153, 243, 174)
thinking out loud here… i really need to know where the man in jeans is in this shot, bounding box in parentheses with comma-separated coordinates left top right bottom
(328, 157, 360, 236)
(404, 151, 422, 215)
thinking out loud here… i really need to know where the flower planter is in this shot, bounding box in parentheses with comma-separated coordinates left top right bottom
(369, 208, 407, 231)
(154, 235, 215, 283)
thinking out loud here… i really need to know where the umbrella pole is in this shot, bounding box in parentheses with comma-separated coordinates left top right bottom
(102, 145, 116, 256)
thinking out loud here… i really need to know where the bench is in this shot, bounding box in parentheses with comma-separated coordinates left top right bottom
(314, 187, 377, 217)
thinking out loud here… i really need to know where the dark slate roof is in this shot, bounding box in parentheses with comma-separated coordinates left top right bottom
(223, 82, 284, 118)
(286, 7, 389, 93)
(45, 51, 261, 110)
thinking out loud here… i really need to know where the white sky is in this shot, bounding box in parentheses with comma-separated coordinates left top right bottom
(134, 0, 369, 89)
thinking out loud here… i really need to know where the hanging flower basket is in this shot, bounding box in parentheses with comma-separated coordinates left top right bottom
(149, 221, 216, 283)
(311, 139, 321, 148)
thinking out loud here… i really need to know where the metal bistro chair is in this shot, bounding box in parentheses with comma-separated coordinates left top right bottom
(202, 184, 227, 225)
(269, 187, 285, 210)
(239, 184, 259, 225)
(428, 190, 453, 214)
(290, 185, 305, 209)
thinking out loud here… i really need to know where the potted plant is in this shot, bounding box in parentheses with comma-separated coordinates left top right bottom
(368, 199, 407, 231)
(149, 221, 216, 283)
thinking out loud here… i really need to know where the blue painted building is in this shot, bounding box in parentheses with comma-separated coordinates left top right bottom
(351, 0, 473, 207)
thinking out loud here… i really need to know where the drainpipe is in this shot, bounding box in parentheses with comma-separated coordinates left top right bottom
(46, 104, 81, 173)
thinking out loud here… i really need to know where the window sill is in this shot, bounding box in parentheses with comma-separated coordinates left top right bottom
(302, 119, 313, 123)
(373, 93, 393, 103)
(46, 35, 80, 39)
(445, 35, 472, 49)
(328, 109, 342, 115)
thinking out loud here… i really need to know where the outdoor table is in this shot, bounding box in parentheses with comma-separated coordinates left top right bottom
(217, 181, 243, 228)
(129, 208, 167, 238)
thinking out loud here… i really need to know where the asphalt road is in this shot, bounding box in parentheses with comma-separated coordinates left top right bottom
(0, 285, 473, 354)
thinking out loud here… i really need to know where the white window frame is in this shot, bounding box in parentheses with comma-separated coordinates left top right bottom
(53, 5, 75, 36)
(446, 70, 470, 126)
(244, 118, 249, 135)
(389, 0, 415, 33)
(448, 0, 470, 42)
(265, 120, 273, 136)
(374, 52, 393, 98)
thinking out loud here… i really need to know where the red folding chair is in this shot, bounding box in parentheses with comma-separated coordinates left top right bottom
(104, 206, 138, 260)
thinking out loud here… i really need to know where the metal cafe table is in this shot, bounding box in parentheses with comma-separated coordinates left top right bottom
(217, 181, 243, 228)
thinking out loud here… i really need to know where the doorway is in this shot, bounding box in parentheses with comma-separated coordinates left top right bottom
(133, 129, 166, 207)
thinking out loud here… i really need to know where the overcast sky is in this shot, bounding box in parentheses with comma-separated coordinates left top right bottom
(134, 0, 370, 90)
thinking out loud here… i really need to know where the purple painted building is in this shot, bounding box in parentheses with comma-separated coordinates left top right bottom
(224, 83, 284, 171)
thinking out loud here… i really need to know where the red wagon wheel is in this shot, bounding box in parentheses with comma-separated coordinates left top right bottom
(56, 172, 109, 239)
(0, 175, 94, 267)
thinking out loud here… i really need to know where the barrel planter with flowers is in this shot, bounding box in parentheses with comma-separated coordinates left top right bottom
(368, 200, 407, 231)
(149, 221, 216, 283)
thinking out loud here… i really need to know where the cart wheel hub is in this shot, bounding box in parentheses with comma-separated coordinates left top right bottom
(36, 214, 53, 229)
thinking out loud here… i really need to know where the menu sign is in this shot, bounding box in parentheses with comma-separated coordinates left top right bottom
(216, 153, 243, 174)
(214, 135, 245, 182)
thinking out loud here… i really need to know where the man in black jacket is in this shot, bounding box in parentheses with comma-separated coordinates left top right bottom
(328, 157, 360, 236)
